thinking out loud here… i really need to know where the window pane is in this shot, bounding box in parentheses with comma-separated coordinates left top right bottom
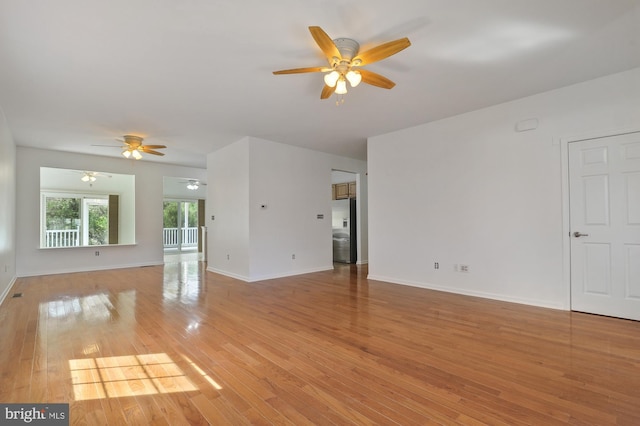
(45, 197, 81, 247)
(87, 199, 109, 246)
(187, 202, 198, 227)
(163, 202, 179, 228)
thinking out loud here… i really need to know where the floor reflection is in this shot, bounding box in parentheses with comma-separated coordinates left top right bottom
(163, 253, 206, 304)
(164, 250, 203, 263)
(40, 290, 136, 332)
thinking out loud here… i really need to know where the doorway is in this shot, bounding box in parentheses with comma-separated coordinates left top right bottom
(162, 176, 207, 263)
(163, 200, 200, 253)
(332, 170, 358, 264)
(568, 131, 640, 321)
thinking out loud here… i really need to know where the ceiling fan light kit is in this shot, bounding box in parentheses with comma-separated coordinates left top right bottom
(273, 26, 410, 104)
(122, 148, 142, 160)
(116, 134, 166, 160)
(81, 171, 97, 182)
(79, 170, 111, 183)
(345, 70, 362, 87)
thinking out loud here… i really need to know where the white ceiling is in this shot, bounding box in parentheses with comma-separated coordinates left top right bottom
(1, 1, 638, 168)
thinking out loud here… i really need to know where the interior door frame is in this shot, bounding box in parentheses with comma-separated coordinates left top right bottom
(560, 127, 640, 312)
(331, 169, 364, 265)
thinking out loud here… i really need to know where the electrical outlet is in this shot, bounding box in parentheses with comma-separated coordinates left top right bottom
(227, 254, 230, 260)
(292, 254, 296, 260)
(434, 262, 439, 269)
(95, 251, 100, 256)
(460, 264, 469, 273)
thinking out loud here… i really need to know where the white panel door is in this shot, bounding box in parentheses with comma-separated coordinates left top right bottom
(569, 132, 640, 321)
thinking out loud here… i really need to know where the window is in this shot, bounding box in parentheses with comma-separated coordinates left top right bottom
(42, 193, 110, 247)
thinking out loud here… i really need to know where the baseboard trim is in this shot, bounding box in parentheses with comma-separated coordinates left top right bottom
(247, 266, 334, 283)
(366, 274, 566, 311)
(0, 276, 17, 307)
(206, 267, 250, 282)
(16, 262, 165, 278)
(207, 265, 334, 283)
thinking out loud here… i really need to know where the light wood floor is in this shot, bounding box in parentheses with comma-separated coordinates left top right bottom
(1, 262, 639, 425)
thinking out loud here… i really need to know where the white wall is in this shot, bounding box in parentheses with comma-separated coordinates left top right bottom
(207, 137, 368, 282)
(0, 107, 16, 303)
(248, 138, 333, 280)
(16, 147, 205, 276)
(368, 67, 640, 309)
(206, 138, 251, 280)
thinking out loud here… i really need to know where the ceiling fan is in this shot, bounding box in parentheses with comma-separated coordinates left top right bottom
(179, 179, 207, 190)
(80, 171, 111, 182)
(117, 135, 166, 159)
(94, 135, 167, 159)
(273, 26, 411, 101)
(69, 170, 112, 183)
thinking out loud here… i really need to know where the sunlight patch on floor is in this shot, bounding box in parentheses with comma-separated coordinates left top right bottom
(69, 353, 199, 400)
(182, 354, 223, 390)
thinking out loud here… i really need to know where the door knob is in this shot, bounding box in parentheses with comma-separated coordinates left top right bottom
(573, 231, 590, 238)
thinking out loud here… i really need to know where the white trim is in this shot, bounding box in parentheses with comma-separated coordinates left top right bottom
(16, 261, 164, 278)
(206, 267, 250, 282)
(559, 126, 640, 145)
(0, 276, 17, 306)
(207, 265, 334, 283)
(247, 266, 334, 283)
(367, 274, 566, 310)
(560, 133, 572, 311)
(559, 127, 640, 313)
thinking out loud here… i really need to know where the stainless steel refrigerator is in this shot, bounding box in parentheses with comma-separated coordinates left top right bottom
(332, 198, 357, 263)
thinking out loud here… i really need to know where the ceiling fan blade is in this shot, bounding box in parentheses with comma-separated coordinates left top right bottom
(181, 180, 207, 185)
(321, 84, 336, 99)
(141, 144, 166, 149)
(309, 26, 341, 61)
(359, 69, 396, 89)
(273, 66, 329, 75)
(141, 149, 165, 156)
(353, 37, 411, 66)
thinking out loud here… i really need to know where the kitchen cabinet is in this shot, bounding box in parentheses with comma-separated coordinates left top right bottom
(332, 181, 356, 200)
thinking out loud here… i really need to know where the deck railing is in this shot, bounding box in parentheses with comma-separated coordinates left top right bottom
(45, 228, 80, 247)
(45, 227, 198, 248)
(163, 227, 199, 248)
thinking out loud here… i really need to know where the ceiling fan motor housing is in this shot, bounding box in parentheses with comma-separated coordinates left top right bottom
(333, 38, 359, 62)
(123, 135, 143, 148)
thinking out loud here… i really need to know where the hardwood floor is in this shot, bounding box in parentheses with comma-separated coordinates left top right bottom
(1, 262, 639, 425)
